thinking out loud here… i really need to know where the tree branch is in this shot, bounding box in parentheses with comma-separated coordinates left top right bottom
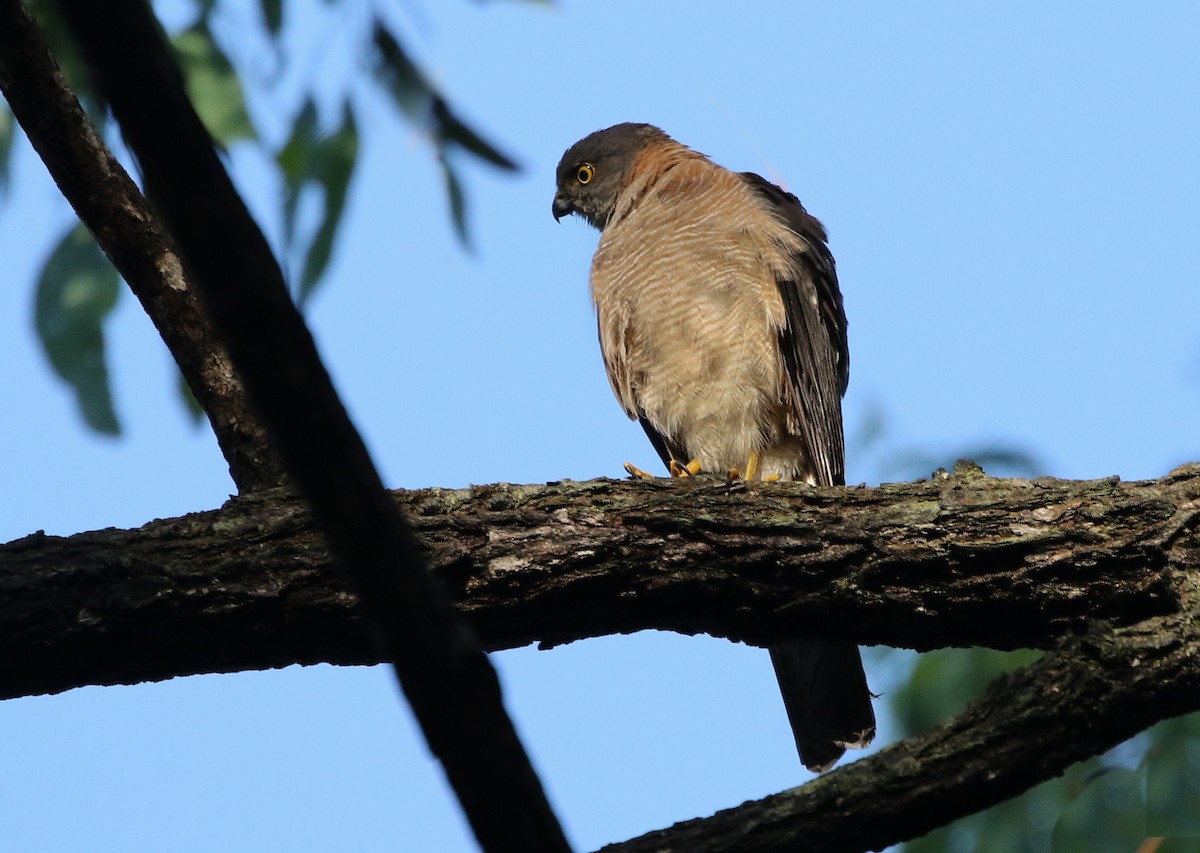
(48, 0, 569, 849)
(598, 605, 1200, 852)
(2, 465, 1197, 850)
(2, 465, 1193, 699)
(0, 0, 285, 492)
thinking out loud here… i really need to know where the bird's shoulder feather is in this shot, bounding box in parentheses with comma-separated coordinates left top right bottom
(739, 171, 850, 486)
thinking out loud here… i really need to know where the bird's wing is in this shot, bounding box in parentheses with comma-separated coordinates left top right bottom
(593, 315, 687, 470)
(591, 312, 686, 470)
(744, 175, 874, 770)
(740, 172, 849, 487)
(637, 414, 682, 470)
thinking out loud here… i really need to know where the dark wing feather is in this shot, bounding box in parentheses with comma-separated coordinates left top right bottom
(741, 174, 873, 771)
(740, 172, 849, 487)
(637, 415, 684, 471)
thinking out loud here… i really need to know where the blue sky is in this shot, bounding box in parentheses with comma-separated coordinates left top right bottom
(1, 2, 1197, 850)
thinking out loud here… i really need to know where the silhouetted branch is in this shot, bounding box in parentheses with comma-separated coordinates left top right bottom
(598, 605, 1200, 852)
(46, 1, 569, 848)
(0, 0, 285, 492)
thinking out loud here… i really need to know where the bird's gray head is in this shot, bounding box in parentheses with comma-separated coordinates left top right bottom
(552, 123, 668, 230)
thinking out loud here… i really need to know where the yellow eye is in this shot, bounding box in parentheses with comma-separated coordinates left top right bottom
(576, 163, 595, 184)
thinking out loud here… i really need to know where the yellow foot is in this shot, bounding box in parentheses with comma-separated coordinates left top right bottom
(623, 461, 656, 479)
(668, 458, 702, 477)
(728, 452, 780, 482)
(741, 451, 761, 482)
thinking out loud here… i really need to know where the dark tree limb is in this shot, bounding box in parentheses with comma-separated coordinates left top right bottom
(46, 1, 569, 850)
(598, 604, 1200, 852)
(2, 464, 1194, 698)
(0, 0, 285, 492)
(1, 464, 1198, 851)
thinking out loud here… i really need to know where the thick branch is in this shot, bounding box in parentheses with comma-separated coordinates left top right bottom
(0, 0, 285, 492)
(2, 465, 1196, 692)
(2, 465, 1198, 850)
(51, 1, 569, 849)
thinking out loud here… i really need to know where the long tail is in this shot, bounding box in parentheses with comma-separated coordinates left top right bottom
(769, 639, 876, 772)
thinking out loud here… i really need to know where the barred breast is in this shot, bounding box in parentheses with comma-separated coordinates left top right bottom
(590, 147, 808, 479)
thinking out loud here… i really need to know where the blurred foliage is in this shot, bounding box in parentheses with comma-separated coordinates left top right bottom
(898, 715, 1200, 853)
(34, 222, 121, 434)
(369, 20, 518, 247)
(8, 0, 528, 433)
(853, 420, 1200, 852)
(890, 557, 1199, 849)
(0, 106, 14, 199)
(172, 19, 256, 144)
(277, 97, 359, 305)
(850, 399, 1043, 484)
(889, 647, 1042, 735)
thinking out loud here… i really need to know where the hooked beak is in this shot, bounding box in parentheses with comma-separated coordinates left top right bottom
(552, 194, 574, 222)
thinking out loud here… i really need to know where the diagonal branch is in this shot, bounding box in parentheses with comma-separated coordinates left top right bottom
(48, 1, 569, 849)
(0, 0, 285, 492)
(597, 604, 1200, 852)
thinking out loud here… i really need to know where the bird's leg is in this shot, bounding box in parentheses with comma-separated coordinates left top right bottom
(727, 452, 782, 481)
(743, 451, 760, 481)
(669, 458, 702, 477)
(728, 450, 761, 481)
(623, 461, 656, 479)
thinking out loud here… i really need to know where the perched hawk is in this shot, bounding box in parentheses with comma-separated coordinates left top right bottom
(553, 123, 874, 771)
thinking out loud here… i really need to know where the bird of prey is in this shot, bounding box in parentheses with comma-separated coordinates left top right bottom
(552, 122, 874, 771)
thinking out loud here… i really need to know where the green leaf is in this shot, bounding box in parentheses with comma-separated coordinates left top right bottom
(34, 222, 122, 434)
(368, 19, 520, 247)
(370, 21, 518, 172)
(431, 97, 518, 172)
(260, 0, 283, 36)
(172, 22, 256, 144)
(278, 98, 319, 248)
(440, 156, 470, 249)
(275, 99, 359, 304)
(0, 108, 14, 200)
(298, 102, 359, 304)
(370, 21, 433, 120)
(277, 99, 320, 180)
(896, 669, 1200, 852)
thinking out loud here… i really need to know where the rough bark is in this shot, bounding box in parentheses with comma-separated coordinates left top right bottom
(3, 462, 1199, 851)
(4, 463, 1191, 700)
(0, 0, 285, 493)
